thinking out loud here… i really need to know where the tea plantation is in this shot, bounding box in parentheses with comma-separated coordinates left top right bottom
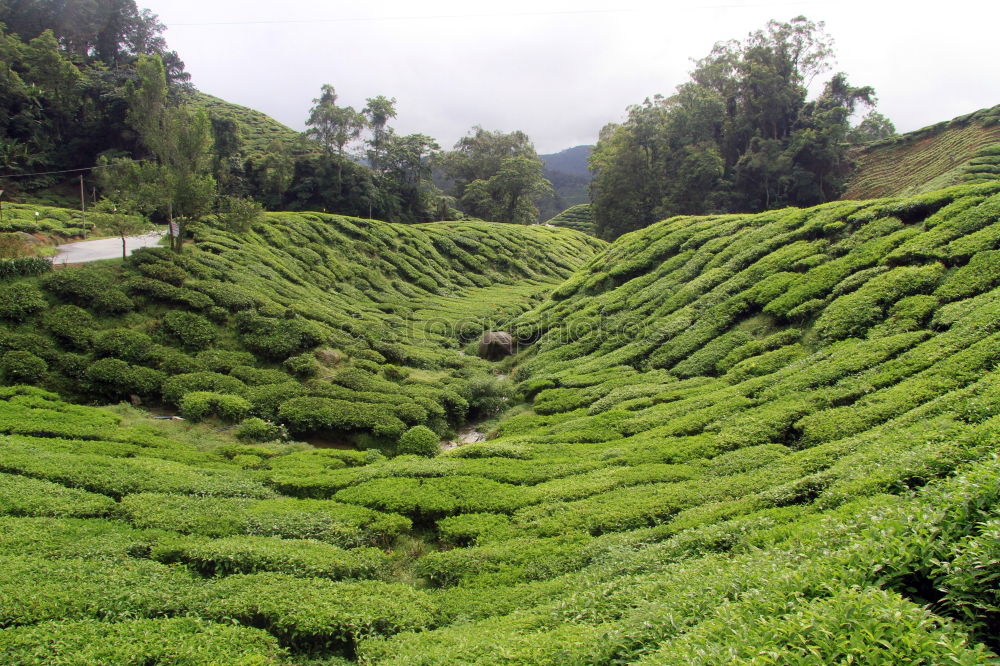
(844, 104, 1000, 199)
(3, 183, 1000, 663)
(542, 204, 596, 236)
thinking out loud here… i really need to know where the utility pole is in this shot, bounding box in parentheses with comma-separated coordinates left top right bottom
(79, 175, 86, 238)
(0, 189, 4, 223)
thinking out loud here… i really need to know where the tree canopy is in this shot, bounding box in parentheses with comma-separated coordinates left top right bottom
(589, 16, 889, 239)
(439, 126, 553, 224)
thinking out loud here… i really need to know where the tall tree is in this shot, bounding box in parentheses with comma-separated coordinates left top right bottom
(590, 16, 888, 239)
(439, 126, 552, 223)
(305, 84, 365, 191)
(363, 95, 397, 173)
(125, 55, 214, 251)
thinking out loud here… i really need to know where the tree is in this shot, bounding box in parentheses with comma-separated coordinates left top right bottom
(125, 55, 215, 252)
(363, 95, 397, 173)
(381, 132, 441, 221)
(439, 127, 552, 223)
(306, 84, 365, 159)
(216, 195, 263, 233)
(848, 111, 897, 144)
(305, 84, 365, 192)
(90, 198, 153, 259)
(590, 16, 888, 239)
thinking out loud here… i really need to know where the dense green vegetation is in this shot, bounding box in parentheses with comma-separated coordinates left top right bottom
(0, 3, 538, 227)
(436, 127, 553, 225)
(542, 203, 595, 235)
(0, 210, 602, 451)
(2, 181, 1000, 662)
(844, 104, 1000, 199)
(589, 16, 890, 239)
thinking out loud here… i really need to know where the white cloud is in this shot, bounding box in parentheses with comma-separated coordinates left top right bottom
(147, 0, 1000, 153)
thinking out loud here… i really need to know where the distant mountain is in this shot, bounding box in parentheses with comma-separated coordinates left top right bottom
(539, 145, 593, 178)
(536, 145, 594, 221)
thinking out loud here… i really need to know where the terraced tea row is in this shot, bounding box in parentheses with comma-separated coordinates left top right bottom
(2, 183, 1000, 662)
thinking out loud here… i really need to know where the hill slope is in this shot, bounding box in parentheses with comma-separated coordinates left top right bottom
(189, 92, 303, 161)
(844, 105, 1000, 199)
(541, 203, 595, 235)
(1, 214, 603, 449)
(3, 184, 1000, 662)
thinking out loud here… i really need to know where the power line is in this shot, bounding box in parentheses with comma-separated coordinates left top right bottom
(168, 8, 625, 26)
(165, 2, 832, 27)
(0, 158, 153, 180)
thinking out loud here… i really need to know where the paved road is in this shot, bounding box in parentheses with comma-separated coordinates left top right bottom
(50, 230, 167, 264)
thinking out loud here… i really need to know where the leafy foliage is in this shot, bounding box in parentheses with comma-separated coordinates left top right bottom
(590, 17, 883, 238)
(3, 183, 1000, 662)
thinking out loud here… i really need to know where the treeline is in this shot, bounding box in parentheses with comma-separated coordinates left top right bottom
(0, 1, 553, 226)
(0, 0, 189, 186)
(589, 16, 896, 239)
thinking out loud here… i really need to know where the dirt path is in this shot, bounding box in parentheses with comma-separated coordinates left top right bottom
(441, 425, 487, 450)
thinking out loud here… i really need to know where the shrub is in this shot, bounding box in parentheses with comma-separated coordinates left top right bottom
(156, 348, 204, 374)
(90, 288, 134, 314)
(137, 260, 187, 286)
(236, 417, 285, 442)
(398, 425, 439, 457)
(0, 472, 116, 517)
(382, 364, 410, 381)
(192, 280, 257, 311)
(278, 396, 407, 439)
(0, 256, 51, 280)
(161, 372, 247, 406)
(200, 573, 436, 651)
(229, 365, 290, 386)
(236, 311, 325, 359)
(284, 352, 321, 378)
(162, 311, 217, 350)
(118, 493, 411, 546)
(93, 328, 156, 363)
(0, 283, 46, 321)
(85, 358, 165, 399)
(0, 438, 273, 499)
(43, 268, 131, 310)
(179, 391, 252, 423)
(244, 381, 307, 419)
(196, 349, 256, 373)
(1, 350, 47, 383)
(464, 373, 515, 417)
(936, 250, 1000, 301)
(42, 305, 94, 349)
(151, 535, 388, 580)
(0, 618, 285, 665)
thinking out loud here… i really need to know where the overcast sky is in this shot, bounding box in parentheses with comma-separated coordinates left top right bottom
(141, 0, 1000, 154)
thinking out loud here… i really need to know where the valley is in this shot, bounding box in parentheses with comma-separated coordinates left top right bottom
(2, 182, 999, 663)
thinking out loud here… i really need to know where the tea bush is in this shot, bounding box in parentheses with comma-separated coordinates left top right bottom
(1, 351, 47, 383)
(0, 283, 47, 321)
(161, 311, 217, 350)
(0, 617, 286, 665)
(179, 391, 251, 422)
(397, 425, 439, 457)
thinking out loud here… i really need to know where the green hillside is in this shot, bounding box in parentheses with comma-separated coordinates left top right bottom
(0, 214, 602, 449)
(541, 203, 595, 235)
(189, 92, 303, 161)
(844, 105, 1000, 199)
(3, 182, 1000, 662)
